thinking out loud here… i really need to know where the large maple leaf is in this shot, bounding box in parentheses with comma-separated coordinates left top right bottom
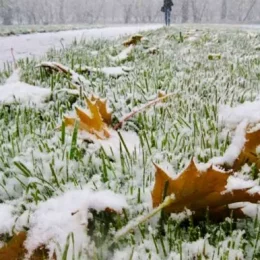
(152, 160, 260, 215)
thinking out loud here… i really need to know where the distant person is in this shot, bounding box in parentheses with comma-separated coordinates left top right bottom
(161, 0, 174, 26)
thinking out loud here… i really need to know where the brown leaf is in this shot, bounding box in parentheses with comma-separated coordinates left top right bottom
(0, 232, 26, 260)
(233, 128, 260, 171)
(123, 34, 143, 47)
(0, 232, 56, 260)
(152, 160, 260, 216)
(193, 205, 246, 222)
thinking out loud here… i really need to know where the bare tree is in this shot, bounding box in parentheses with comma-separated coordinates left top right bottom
(182, 0, 189, 23)
(221, 0, 227, 21)
(243, 0, 258, 22)
(1, 0, 260, 26)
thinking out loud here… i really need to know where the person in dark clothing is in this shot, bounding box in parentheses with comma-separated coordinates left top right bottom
(161, 0, 174, 26)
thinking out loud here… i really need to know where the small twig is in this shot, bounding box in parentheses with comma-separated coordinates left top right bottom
(113, 92, 176, 130)
(113, 196, 174, 243)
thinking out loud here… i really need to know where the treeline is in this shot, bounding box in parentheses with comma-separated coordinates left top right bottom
(0, 0, 260, 25)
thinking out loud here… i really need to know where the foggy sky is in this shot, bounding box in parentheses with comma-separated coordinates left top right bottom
(0, 0, 260, 25)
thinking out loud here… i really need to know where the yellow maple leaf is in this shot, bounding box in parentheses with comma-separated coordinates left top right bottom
(64, 98, 110, 140)
(152, 160, 260, 217)
(90, 95, 112, 125)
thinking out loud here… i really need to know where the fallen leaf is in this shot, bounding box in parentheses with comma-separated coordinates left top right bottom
(152, 160, 260, 216)
(123, 34, 143, 47)
(37, 61, 90, 89)
(64, 97, 110, 139)
(193, 205, 246, 222)
(109, 45, 134, 63)
(90, 95, 112, 125)
(232, 128, 260, 171)
(0, 232, 55, 260)
(0, 232, 26, 260)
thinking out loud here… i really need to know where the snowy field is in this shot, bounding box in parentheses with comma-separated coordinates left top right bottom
(1, 25, 260, 259)
(0, 25, 162, 70)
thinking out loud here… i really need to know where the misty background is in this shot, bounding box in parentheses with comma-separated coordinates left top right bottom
(0, 0, 259, 25)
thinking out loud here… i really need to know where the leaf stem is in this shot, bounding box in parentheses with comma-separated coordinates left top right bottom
(113, 196, 174, 243)
(113, 93, 176, 130)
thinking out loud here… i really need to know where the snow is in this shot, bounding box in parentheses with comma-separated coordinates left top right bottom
(110, 45, 134, 63)
(25, 188, 127, 258)
(76, 65, 132, 78)
(37, 61, 90, 89)
(210, 120, 248, 167)
(229, 202, 260, 219)
(224, 176, 257, 193)
(0, 204, 15, 235)
(0, 82, 50, 105)
(0, 69, 51, 105)
(219, 100, 260, 128)
(81, 129, 140, 158)
(0, 25, 162, 69)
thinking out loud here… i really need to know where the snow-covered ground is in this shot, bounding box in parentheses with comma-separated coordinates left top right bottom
(0, 25, 161, 69)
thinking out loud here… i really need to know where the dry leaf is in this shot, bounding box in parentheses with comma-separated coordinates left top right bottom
(232, 128, 260, 171)
(123, 34, 143, 47)
(0, 232, 27, 260)
(152, 160, 260, 216)
(64, 98, 110, 139)
(90, 95, 112, 125)
(0, 232, 55, 260)
(193, 205, 246, 222)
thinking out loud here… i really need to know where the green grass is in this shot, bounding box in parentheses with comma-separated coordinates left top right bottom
(1, 25, 260, 259)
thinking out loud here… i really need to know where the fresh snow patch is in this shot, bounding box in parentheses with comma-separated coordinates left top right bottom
(77, 66, 132, 78)
(219, 100, 260, 128)
(81, 129, 140, 158)
(0, 82, 50, 105)
(0, 25, 162, 69)
(37, 61, 90, 89)
(0, 204, 15, 235)
(110, 45, 134, 63)
(229, 202, 260, 219)
(25, 188, 127, 258)
(224, 176, 256, 193)
(4, 68, 21, 84)
(0, 69, 50, 105)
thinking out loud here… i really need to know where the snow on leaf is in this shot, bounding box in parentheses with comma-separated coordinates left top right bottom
(232, 128, 260, 171)
(151, 160, 260, 218)
(75, 65, 132, 78)
(211, 122, 260, 171)
(37, 61, 90, 89)
(24, 188, 127, 259)
(109, 45, 134, 63)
